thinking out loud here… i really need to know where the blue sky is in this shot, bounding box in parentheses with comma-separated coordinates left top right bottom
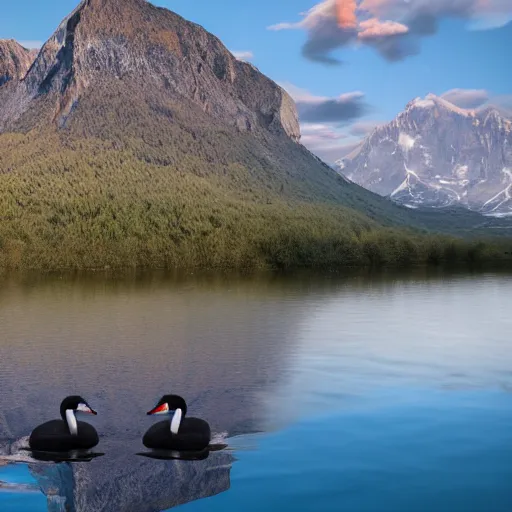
(1, 0, 511, 162)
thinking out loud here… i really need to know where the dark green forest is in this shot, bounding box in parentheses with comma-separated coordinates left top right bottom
(1, 130, 511, 271)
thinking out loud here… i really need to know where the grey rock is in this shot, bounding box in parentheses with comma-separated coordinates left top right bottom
(0, 39, 37, 87)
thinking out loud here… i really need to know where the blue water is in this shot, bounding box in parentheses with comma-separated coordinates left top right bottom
(0, 465, 46, 511)
(177, 390, 512, 512)
(0, 493, 47, 512)
(1, 271, 512, 511)
(0, 465, 38, 485)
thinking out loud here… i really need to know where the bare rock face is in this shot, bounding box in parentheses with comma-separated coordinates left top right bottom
(0, 40, 37, 87)
(338, 94, 512, 215)
(0, 0, 300, 141)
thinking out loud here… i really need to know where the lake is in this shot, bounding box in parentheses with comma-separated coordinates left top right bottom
(1, 270, 511, 511)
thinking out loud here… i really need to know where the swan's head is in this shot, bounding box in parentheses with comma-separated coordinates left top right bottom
(60, 396, 97, 418)
(147, 394, 187, 417)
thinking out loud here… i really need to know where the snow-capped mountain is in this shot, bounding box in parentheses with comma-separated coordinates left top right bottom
(337, 94, 512, 215)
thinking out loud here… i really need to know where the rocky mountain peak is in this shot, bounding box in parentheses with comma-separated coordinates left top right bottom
(339, 96, 512, 215)
(0, 39, 37, 87)
(404, 93, 476, 119)
(1, 0, 300, 141)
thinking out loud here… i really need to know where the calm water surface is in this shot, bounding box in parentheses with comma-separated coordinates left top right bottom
(0, 270, 511, 511)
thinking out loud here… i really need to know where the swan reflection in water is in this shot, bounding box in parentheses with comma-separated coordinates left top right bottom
(25, 442, 233, 512)
(28, 450, 105, 463)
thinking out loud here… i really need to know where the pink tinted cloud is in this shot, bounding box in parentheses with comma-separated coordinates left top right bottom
(336, 0, 358, 29)
(358, 18, 409, 39)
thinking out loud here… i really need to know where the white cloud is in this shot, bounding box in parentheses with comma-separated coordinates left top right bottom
(268, 22, 299, 31)
(468, 15, 512, 30)
(300, 119, 368, 163)
(487, 94, 512, 118)
(441, 88, 490, 109)
(300, 122, 349, 146)
(439, 89, 512, 116)
(280, 82, 368, 123)
(349, 120, 385, 136)
(231, 50, 254, 62)
(310, 141, 363, 163)
(269, 0, 337, 32)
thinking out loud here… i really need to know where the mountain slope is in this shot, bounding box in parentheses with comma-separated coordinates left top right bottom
(0, 40, 37, 87)
(339, 94, 512, 215)
(0, 1, 511, 270)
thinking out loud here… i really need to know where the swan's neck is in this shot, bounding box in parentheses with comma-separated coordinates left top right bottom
(66, 409, 78, 436)
(170, 408, 182, 435)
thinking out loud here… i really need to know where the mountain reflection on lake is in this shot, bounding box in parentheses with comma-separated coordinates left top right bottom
(1, 270, 512, 511)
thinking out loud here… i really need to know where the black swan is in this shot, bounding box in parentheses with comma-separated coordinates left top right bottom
(143, 395, 211, 451)
(29, 396, 98, 452)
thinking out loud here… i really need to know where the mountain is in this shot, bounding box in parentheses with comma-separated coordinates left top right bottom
(0, 0, 300, 139)
(0, 1, 510, 270)
(338, 94, 512, 216)
(0, 39, 37, 87)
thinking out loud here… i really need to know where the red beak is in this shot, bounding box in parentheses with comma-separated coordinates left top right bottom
(147, 403, 169, 415)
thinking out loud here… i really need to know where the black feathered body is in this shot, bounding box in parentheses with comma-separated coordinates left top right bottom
(29, 420, 99, 452)
(143, 417, 211, 451)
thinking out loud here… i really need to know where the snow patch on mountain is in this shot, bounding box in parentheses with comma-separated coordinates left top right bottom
(398, 133, 416, 151)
